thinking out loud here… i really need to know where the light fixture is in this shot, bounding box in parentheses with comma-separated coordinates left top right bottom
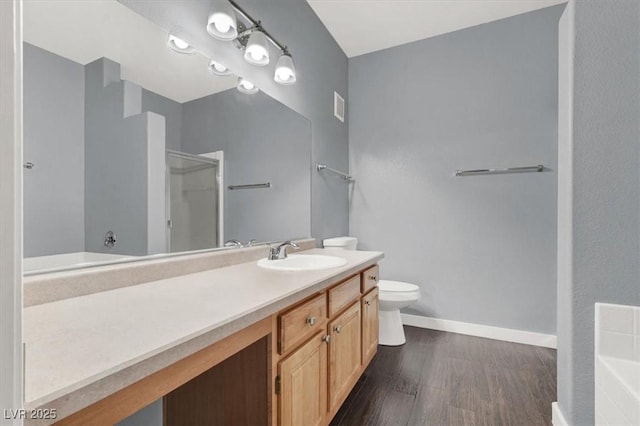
(167, 34, 196, 54)
(243, 29, 270, 66)
(208, 59, 232, 76)
(207, 0, 238, 41)
(204, 1, 297, 85)
(237, 77, 258, 94)
(274, 51, 296, 85)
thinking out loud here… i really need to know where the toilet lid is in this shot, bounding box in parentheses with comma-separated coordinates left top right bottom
(378, 280, 419, 292)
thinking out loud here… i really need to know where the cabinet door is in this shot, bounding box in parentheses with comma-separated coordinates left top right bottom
(278, 332, 328, 426)
(362, 287, 379, 366)
(328, 302, 362, 412)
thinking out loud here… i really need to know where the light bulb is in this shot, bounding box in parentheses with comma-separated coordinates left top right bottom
(250, 49, 265, 62)
(214, 17, 231, 33)
(274, 52, 296, 85)
(244, 30, 270, 66)
(276, 68, 292, 80)
(167, 34, 195, 54)
(206, 1, 238, 41)
(208, 59, 232, 76)
(237, 77, 258, 94)
(173, 38, 189, 49)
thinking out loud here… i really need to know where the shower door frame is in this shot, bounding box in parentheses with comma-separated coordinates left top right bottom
(165, 150, 223, 253)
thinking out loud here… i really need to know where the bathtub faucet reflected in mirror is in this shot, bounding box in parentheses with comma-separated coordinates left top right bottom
(104, 231, 117, 248)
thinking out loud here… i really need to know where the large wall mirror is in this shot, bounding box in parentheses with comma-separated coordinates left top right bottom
(22, 0, 312, 275)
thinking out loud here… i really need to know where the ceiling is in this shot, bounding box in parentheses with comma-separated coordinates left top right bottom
(23, 0, 236, 103)
(306, 0, 567, 58)
(23, 0, 567, 100)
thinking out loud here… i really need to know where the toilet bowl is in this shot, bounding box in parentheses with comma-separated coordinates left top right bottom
(322, 236, 421, 347)
(377, 280, 420, 346)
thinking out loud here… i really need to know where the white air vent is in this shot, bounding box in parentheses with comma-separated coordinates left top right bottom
(334, 91, 345, 122)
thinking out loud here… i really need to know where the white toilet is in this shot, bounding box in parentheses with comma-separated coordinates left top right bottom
(376, 280, 420, 346)
(322, 237, 421, 346)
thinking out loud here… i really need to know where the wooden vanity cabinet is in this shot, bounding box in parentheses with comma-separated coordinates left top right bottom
(276, 265, 379, 425)
(361, 287, 379, 366)
(47, 261, 381, 426)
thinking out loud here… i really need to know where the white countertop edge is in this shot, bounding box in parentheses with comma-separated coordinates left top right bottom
(25, 250, 383, 420)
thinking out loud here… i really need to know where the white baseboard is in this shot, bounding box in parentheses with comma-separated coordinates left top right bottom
(552, 402, 569, 426)
(401, 313, 557, 349)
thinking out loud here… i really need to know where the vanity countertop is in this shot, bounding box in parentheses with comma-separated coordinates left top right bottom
(23, 248, 383, 417)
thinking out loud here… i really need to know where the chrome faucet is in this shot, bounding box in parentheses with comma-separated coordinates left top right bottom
(104, 230, 116, 248)
(224, 240, 243, 248)
(268, 241, 300, 260)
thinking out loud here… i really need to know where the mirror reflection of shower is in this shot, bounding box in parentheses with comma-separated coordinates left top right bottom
(166, 150, 223, 253)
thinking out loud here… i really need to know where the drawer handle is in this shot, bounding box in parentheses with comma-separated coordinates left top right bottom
(368, 275, 377, 281)
(365, 300, 371, 306)
(306, 316, 317, 326)
(322, 335, 331, 343)
(333, 325, 342, 333)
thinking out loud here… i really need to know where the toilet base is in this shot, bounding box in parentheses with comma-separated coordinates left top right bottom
(378, 309, 406, 346)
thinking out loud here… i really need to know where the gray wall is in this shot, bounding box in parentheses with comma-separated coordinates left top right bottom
(84, 58, 166, 256)
(117, 400, 163, 426)
(142, 89, 182, 151)
(23, 43, 85, 257)
(349, 6, 562, 334)
(557, 1, 640, 424)
(182, 89, 311, 243)
(119, 0, 349, 245)
(23, 48, 174, 259)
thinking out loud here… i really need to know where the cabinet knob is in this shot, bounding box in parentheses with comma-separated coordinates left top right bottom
(322, 335, 331, 343)
(365, 300, 371, 306)
(333, 325, 342, 334)
(306, 316, 317, 326)
(368, 275, 377, 281)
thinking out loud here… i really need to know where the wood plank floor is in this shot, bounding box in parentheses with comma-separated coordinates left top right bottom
(331, 326, 557, 426)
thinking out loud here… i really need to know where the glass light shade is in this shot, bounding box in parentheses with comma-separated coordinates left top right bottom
(207, 0, 238, 41)
(237, 77, 259, 94)
(244, 30, 270, 66)
(167, 34, 195, 54)
(274, 53, 296, 85)
(208, 59, 232, 76)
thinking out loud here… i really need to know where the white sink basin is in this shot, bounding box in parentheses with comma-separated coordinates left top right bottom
(257, 254, 347, 271)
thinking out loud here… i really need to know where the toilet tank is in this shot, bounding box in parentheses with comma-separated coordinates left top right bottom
(323, 236, 358, 251)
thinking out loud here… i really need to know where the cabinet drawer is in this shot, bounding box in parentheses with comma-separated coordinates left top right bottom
(279, 293, 327, 354)
(328, 275, 360, 317)
(361, 265, 379, 293)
